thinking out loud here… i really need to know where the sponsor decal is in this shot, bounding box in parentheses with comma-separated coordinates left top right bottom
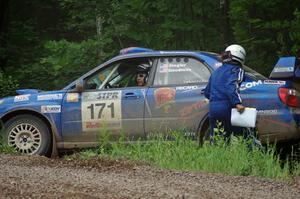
(66, 93, 79, 102)
(176, 85, 199, 92)
(257, 109, 278, 115)
(184, 80, 203, 84)
(83, 91, 120, 101)
(0, 99, 3, 105)
(38, 94, 63, 101)
(179, 100, 209, 117)
(154, 88, 176, 113)
(214, 62, 223, 67)
(41, 105, 61, 113)
(273, 67, 294, 73)
(263, 80, 286, 85)
(14, 94, 30, 102)
(159, 63, 191, 73)
(84, 121, 121, 130)
(81, 91, 122, 131)
(240, 80, 263, 91)
(240, 80, 286, 91)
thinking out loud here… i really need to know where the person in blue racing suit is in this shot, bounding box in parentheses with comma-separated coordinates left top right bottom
(204, 44, 246, 143)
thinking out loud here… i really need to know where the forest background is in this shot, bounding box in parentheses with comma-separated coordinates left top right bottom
(1, 0, 300, 97)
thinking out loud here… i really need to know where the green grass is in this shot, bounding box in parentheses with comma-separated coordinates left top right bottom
(0, 127, 16, 154)
(69, 130, 300, 180)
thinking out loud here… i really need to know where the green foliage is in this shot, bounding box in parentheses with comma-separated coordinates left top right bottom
(2, 0, 300, 89)
(29, 39, 112, 90)
(0, 72, 19, 98)
(229, 0, 300, 75)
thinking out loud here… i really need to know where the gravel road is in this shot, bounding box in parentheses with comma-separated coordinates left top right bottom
(0, 154, 299, 199)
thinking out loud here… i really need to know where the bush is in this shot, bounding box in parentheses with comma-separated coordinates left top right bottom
(0, 71, 19, 98)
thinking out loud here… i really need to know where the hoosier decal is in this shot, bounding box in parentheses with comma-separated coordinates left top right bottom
(41, 105, 61, 113)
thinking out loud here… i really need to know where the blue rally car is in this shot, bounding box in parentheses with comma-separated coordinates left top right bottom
(1, 47, 300, 156)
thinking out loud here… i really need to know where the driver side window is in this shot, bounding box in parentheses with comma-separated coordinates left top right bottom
(85, 58, 153, 90)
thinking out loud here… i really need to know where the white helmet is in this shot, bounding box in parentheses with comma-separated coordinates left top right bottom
(225, 44, 246, 64)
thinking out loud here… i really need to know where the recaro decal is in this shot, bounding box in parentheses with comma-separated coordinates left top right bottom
(14, 94, 30, 102)
(176, 85, 199, 92)
(81, 91, 122, 131)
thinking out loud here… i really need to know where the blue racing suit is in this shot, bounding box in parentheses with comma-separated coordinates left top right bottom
(204, 62, 244, 139)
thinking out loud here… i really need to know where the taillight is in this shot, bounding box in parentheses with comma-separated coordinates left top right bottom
(278, 88, 300, 107)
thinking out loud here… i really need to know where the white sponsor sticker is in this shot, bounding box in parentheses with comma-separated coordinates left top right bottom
(81, 91, 122, 131)
(273, 67, 294, 73)
(159, 63, 190, 73)
(263, 80, 286, 85)
(14, 94, 30, 102)
(38, 94, 63, 101)
(41, 105, 61, 113)
(257, 109, 278, 115)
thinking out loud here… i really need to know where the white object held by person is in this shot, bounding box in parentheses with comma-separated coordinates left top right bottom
(231, 107, 257, 128)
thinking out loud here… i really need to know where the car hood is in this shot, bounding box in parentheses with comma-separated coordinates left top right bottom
(0, 90, 67, 107)
(16, 89, 43, 95)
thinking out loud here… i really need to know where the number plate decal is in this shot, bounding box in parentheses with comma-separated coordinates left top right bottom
(81, 91, 122, 131)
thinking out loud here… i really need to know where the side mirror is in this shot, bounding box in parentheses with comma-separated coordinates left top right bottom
(75, 79, 84, 93)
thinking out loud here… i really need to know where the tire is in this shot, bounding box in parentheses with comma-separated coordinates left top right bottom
(197, 119, 210, 147)
(3, 114, 51, 156)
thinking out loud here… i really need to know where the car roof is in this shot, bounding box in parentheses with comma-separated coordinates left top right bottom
(63, 48, 221, 90)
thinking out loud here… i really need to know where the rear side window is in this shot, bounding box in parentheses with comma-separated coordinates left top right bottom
(153, 57, 210, 86)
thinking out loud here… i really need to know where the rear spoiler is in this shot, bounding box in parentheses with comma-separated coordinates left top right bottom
(269, 56, 300, 79)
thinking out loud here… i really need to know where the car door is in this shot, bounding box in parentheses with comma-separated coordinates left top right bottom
(61, 58, 152, 145)
(145, 56, 211, 137)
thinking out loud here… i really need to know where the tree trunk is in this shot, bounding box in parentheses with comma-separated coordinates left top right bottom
(0, 0, 10, 72)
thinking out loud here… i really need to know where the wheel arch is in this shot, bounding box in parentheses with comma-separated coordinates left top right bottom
(0, 109, 59, 157)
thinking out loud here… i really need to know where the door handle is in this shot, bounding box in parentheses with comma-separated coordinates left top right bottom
(124, 92, 140, 99)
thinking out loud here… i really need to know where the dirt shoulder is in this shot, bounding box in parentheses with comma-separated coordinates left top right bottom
(0, 154, 299, 199)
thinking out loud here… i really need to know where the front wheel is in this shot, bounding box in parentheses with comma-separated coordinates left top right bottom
(3, 115, 51, 156)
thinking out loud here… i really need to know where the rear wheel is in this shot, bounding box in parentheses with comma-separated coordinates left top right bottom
(3, 115, 51, 156)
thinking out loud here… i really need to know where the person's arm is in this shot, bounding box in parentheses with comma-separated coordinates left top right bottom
(226, 67, 245, 112)
(204, 76, 212, 99)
